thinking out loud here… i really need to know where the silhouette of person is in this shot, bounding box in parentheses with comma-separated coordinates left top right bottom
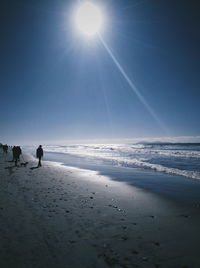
(16, 146, 22, 161)
(12, 146, 16, 162)
(36, 145, 43, 167)
(3, 144, 8, 153)
(13, 146, 21, 166)
(5, 144, 8, 153)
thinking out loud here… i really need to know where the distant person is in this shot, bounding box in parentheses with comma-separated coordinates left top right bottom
(3, 144, 8, 153)
(16, 146, 22, 161)
(13, 146, 21, 166)
(36, 145, 43, 167)
(5, 144, 8, 153)
(12, 146, 16, 161)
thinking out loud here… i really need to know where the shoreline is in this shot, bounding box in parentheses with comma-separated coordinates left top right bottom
(1, 151, 200, 267)
(27, 149, 200, 207)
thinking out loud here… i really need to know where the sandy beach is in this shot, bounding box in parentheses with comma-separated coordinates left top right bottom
(1, 0, 200, 267)
(0, 150, 200, 268)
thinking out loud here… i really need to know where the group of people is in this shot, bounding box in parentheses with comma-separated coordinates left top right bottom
(1, 144, 44, 168)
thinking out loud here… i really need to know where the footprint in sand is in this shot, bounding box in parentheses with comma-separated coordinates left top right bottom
(103, 255, 120, 267)
(142, 256, 148, 262)
(121, 235, 128, 241)
(69, 240, 76, 244)
(149, 215, 156, 219)
(179, 214, 191, 218)
(153, 242, 160, 247)
(131, 249, 139, 255)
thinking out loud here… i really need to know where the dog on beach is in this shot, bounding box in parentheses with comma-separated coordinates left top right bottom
(20, 162, 29, 167)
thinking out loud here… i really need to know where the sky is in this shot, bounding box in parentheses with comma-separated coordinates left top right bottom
(1, 0, 200, 144)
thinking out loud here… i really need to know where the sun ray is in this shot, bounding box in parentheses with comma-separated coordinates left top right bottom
(99, 34, 170, 135)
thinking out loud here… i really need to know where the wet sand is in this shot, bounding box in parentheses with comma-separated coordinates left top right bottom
(0, 151, 200, 268)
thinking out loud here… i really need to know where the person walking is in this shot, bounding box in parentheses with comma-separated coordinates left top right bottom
(16, 146, 22, 161)
(3, 144, 8, 153)
(36, 145, 43, 167)
(13, 146, 21, 166)
(12, 146, 16, 162)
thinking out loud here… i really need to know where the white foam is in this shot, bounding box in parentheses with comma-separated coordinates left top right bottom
(39, 144, 200, 180)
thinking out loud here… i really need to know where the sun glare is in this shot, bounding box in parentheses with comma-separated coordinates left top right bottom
(74, 2, 103, 36)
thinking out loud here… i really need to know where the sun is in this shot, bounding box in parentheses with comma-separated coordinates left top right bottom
(74, 2, 104, 36)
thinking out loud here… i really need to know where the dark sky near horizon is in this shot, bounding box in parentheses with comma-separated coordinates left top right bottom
(1, 0, 200, 144)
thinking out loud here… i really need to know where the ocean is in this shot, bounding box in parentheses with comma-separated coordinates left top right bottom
(26, 143, 200, 180)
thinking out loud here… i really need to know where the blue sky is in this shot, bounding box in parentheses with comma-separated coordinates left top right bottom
(1, 0, 200, 144)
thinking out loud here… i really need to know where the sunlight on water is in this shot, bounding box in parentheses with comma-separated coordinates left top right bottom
(26, 143, 200, 180)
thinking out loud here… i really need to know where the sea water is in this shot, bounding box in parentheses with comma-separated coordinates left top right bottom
(37, 143, 200, 180)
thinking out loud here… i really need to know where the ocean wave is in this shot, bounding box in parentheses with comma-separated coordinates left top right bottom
(40, 143, 200, 180)
(117, 158, 200, 180)
(44, 144, 200, 159)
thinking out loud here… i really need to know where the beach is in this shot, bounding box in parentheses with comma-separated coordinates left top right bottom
(1, 150, 200, 268)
